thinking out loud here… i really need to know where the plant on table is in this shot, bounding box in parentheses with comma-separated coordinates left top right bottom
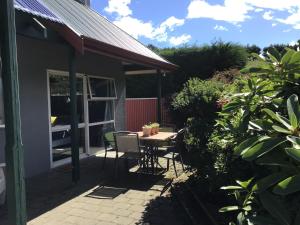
(142, 124, 152, 137)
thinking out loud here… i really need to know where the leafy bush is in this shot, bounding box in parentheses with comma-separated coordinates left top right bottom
(126, 41, 249, 98)
(214, 48, 300, 224)
(171, 78, 223, 150)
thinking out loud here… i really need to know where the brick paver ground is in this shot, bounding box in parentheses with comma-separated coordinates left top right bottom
(0, 152, 188, 225)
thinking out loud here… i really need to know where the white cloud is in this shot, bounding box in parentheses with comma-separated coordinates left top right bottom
(113, 16, 185, 43)
(254, 8, 264, 12)
(104, 0, 132, 17)
(187, 0, 253, 24)
(272, 23, 277, 27)
(104, 0, 186, 44)
(283, 29, 291, 32)
(214, 25, 229, 31)
(263, 11, 273, 20)
(160, 16, 185, 31)
(277, 10, 300, 29)
(289, 40, 297, 46)
(114, 17, 155, 39)
(169, 34, 192, 46)
(186, 0, 300, 29)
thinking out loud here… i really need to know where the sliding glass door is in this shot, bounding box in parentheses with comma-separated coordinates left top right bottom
(48, 71, 116, 166)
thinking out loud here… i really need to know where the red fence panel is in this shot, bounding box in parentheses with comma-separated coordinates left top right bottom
(125, 98, 173, 131)
(126, 98, 158, 132)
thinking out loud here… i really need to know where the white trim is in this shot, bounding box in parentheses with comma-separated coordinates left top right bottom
(51, 123, 85, 132)
(125, 69, 157, 75)
(87, 76, 117, 100)
(88, 97, 117, 101)
(83, 77, 89, 154)
(47, 71, 53, 168)
(0, 125, 5, 129)
(88, 120, 114, 127)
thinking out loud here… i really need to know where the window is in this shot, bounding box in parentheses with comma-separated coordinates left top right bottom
(88, 77, 116, 100)
(49, 73, 85, 126)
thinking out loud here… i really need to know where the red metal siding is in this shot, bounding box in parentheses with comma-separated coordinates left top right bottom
(125, 98, 172, 132)
(126, 98, 157, 132)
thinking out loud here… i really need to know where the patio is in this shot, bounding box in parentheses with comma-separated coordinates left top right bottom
(0, 152, 187, 225)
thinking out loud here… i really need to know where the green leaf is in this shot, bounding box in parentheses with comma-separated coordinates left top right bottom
(219, 206, 240, 213)
(285, 148, 300, 162)
(236, 178, 254, 189)
(242, 138, 286, 161)
(287, 94, 300, 128)
(222, 101, 241, 112)
(267, 51, 279, 63)
(287, 135, 300, 146)
(290, 51, 300, 65)
(263, 109, 292, 129)
(256, 153, 293, 168)
(281, 49, 295, 65)
(234, 136, 263, 156)
(252, 173, 288, 193)
(259, 191, 291, 225)
(268, 47, 281, 62)
(273, 174, 300, 195)
(221, 186, 243, 190)
(272, 125, 292, 134)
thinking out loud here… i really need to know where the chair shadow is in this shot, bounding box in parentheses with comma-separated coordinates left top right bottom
(0, 154, 173, 224)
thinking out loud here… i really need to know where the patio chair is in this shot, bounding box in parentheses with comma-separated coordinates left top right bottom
(102, 131, 116, 169)
(113, 132, 145, 177)
(158, 128, 185, 177)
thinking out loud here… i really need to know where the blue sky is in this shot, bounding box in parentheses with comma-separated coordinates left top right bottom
(90, 0, 300, 49)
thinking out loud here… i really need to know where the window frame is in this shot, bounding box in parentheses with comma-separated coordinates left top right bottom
(87, 75, 117, 101)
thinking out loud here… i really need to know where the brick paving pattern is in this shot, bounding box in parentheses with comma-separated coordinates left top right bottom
(0, 152, 187, 225)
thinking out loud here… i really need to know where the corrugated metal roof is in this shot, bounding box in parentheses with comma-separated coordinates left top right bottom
(14, 0, 63, 23)
(40, 0, 175, 68)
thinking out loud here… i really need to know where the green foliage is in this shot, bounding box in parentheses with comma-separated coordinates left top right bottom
(215, 48, 300, 224)
(171, 78, 223, 149)
(127, 41, 249, 98)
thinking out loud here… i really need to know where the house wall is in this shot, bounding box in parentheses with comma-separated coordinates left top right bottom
(0, 35, 126, 177)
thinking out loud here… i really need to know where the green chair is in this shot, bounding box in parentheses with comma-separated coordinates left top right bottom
(102, 131, 116, 169)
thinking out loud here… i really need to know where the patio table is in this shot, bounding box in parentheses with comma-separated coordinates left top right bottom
(137, 132, 176, 173)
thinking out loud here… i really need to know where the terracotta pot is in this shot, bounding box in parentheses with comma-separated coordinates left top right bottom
(143, 127, 152, 137)
(151, 127, 156, 135)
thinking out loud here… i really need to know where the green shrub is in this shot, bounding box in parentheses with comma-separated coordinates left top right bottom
(171, 78, 223, 150)
(214, 48, 300, 224)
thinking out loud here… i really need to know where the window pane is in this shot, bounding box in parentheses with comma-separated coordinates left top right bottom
(50, 74, 84, 126)
(89, 77, 116, 98)
(52, 128, 85, 162)
(89, 123, 114, 155)
(88, 101, 114, 123)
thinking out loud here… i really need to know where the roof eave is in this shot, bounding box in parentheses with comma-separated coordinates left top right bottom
(83, 37, 178, 72)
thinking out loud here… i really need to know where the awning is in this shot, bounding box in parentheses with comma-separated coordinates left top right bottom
(14, 0, 177, 71)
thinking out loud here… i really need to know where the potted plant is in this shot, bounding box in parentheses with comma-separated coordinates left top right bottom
(151, 123, 160, 134)
(142, 125, 152, 137)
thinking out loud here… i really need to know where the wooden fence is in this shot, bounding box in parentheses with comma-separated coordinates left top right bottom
(125, 98, 171, 131)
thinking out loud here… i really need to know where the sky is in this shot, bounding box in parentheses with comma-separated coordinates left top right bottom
(90, 0, 300, 49)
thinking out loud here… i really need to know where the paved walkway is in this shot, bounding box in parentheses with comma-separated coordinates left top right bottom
(0, 152, 187, 225)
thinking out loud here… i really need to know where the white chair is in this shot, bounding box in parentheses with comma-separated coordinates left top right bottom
(113, 132, 145, 176)
(0, 163, 6, 205)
